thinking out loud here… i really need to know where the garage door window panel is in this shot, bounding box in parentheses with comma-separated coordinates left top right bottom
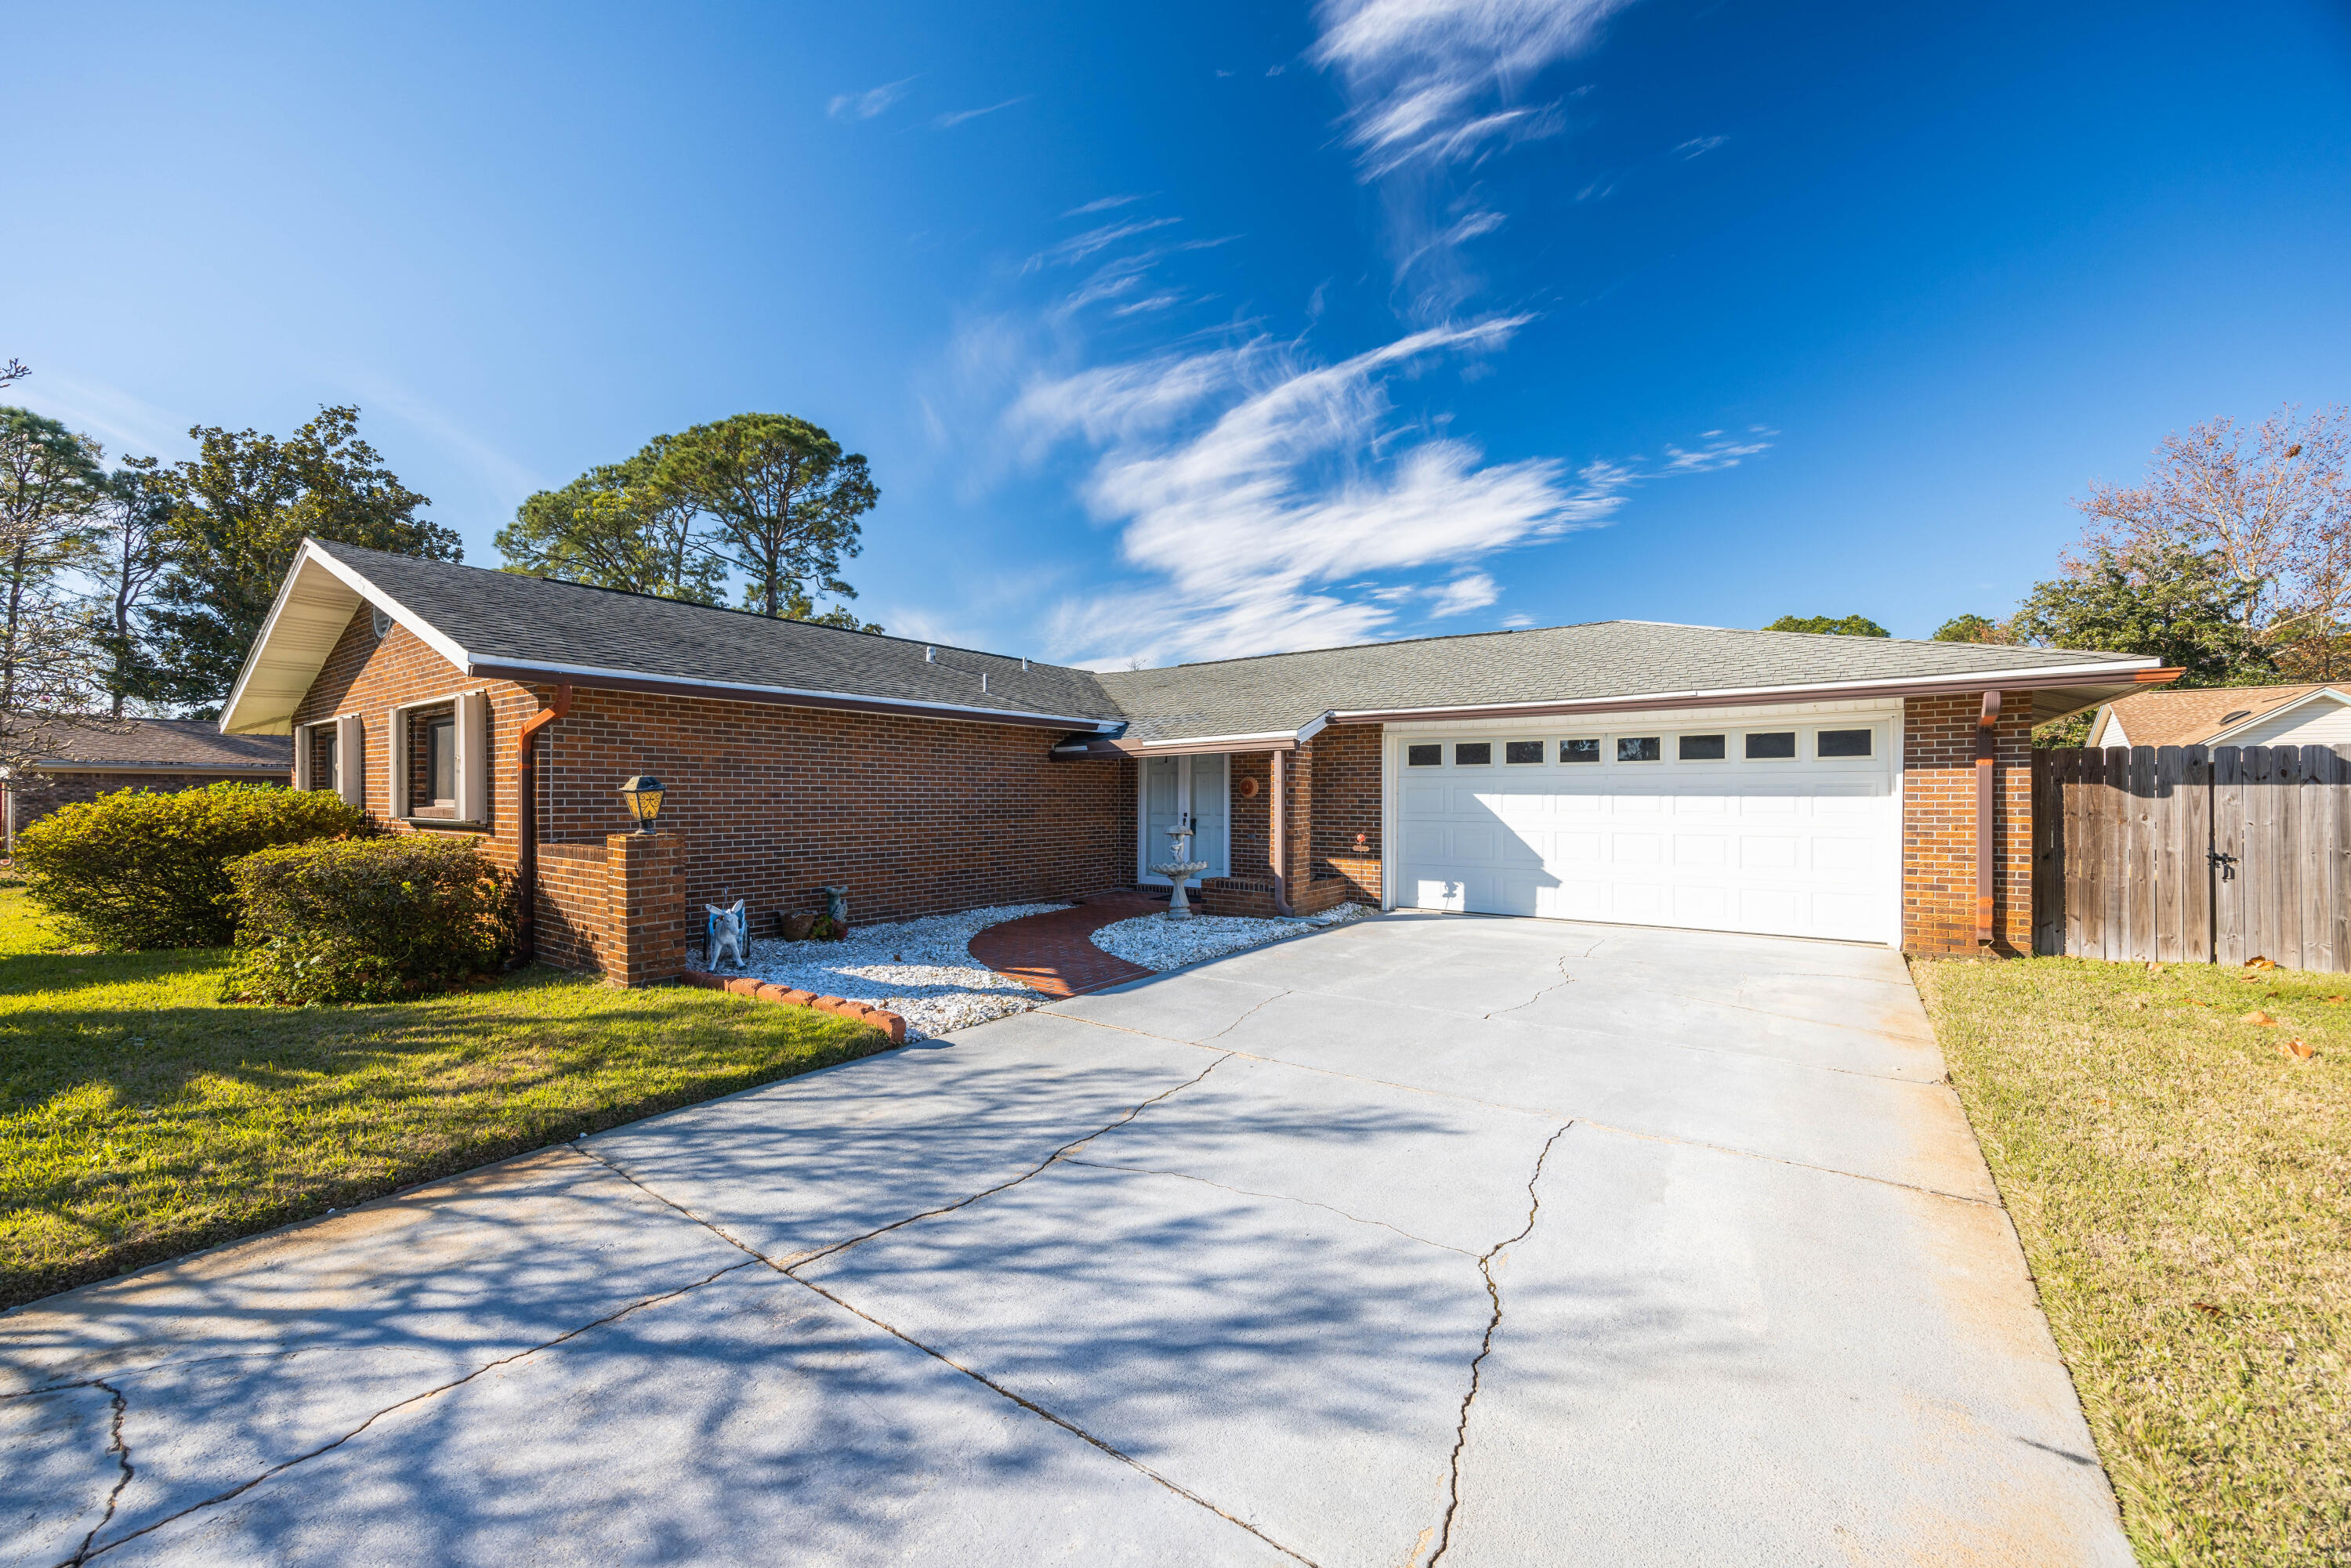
(1561, 738, 1600, 763)
(1407, 744, 1443, 766)
(1454, 742, 1493, 766)
(1505, 741, 1545, 765)
(1817, 728, 1874, 758)
(1616, 737, 1662, 762)
(1744, 731, 1798, 760)
(1677, 734, 1726, 761)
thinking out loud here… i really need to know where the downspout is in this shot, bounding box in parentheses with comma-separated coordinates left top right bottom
(513, 683, 573, 964)
(1976, 690, 2001, 947)
(1270, 748, 1294, 916)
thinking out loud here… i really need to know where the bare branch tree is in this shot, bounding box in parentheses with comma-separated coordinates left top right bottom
(0, 360, 27, 390)
(2071, 404, 2351, 676)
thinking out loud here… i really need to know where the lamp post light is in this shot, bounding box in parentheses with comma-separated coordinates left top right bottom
(618, 774, 665, 834)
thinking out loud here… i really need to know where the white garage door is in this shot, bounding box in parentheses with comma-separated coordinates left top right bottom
(1393, 716, 1897, 943)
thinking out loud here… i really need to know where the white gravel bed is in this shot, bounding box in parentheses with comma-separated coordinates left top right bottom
(725, 902, 1067, 1041)
(1092, 900, 1372, 972)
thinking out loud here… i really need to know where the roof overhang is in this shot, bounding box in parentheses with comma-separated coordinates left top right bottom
(1052, 728, 1304, 759)
(24, 759, 289, 774)
(219, 539, 1125, 737)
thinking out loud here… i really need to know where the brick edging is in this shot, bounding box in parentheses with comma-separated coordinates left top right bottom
(676, 968, 908, 1045)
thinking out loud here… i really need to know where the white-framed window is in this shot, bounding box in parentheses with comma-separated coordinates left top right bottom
(293, 714, 364, 807)
(388, 691, 489, 821)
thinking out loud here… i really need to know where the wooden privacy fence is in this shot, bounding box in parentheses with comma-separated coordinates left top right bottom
(2034, 745, 2351, 970)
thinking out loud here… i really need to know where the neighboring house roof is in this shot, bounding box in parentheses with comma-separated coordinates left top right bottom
(219, 538, 2169, 747)
(13, 717, 291, 773)
(2088, 683, 2349, 748)
(1092, 623, 2161, 745)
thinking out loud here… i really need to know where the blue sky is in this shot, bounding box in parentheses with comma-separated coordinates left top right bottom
(9, 0, 2349, 668)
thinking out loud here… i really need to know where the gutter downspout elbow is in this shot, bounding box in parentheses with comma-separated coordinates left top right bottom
(513, 683, 573, 965)
(1975, 690, 2001, 947)
(1270, 748, 1294, 917)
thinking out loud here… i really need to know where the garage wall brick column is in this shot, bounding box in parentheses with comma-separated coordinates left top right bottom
(1903, 690, 2034, 954)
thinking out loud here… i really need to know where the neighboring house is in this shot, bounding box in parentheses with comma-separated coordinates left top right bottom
(219, 539, 2175, 980)
(2085, 683, 2351, 750)
(2, 718, 293, 853)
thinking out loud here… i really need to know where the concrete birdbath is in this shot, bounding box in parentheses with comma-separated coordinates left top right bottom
(1150, 824, 1211, 919)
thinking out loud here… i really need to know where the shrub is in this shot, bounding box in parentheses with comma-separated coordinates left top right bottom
(15, 782, 369, 950)
(222, 835, 514, 1005)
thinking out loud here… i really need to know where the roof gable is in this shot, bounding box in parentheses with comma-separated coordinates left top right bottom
(2091, 683, 2343, 749)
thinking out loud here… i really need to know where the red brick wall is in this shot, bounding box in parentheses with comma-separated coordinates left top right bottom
(1902, 691, 2034, 954)
(1306, 725, 1382, 904)
(291, 604, 1138, 978)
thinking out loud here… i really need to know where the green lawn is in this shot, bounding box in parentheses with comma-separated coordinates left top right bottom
(0, 884, 889, 1311)
(1914, 954, 2349, 1567)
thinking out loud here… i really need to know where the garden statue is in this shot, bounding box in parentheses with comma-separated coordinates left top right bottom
(705, 899, 750, 970)
(1150, 823, 1211, 919)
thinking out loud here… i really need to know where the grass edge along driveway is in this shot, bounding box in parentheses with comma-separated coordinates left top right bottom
(1914, 953, 2348, 1568)
(0, 886, 889, 1312)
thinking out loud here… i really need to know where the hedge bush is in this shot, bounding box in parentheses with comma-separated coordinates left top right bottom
(14, 782, 369, 950)
(222, 835, 514, 1005)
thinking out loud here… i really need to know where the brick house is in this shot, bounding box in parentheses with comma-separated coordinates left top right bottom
(218, 540, 2175, 983)
(2, 719, 292, 853)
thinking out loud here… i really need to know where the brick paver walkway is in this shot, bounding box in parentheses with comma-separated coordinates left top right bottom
(968, 892, 1164, 998)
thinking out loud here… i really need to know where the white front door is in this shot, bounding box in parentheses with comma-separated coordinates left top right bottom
(1140, 754, 1230, 882)
(1393, 716, 1898, 943)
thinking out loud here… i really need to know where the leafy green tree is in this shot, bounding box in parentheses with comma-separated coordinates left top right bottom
(145, 406, 457, 712)
(655, 413, 878, 621)
(2008, 540, 2274, 687)
(1763, 614, 1889, 637)
(0, 407, 107, 770)
(497, 441, 725, 605)
(88, 455, 177, 715)
(1932, 613, 2004, 643)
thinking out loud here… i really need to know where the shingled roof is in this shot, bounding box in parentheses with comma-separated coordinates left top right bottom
(221, 541, 1126, 734)
(1092, 622, 2155, 744)
(2088, 683, 2346, 748)
(20, 717, 291, 771)
(221, 539, 2165, 744)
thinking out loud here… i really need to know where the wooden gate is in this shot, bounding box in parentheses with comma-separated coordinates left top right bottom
(2034, 745, 2351, 969)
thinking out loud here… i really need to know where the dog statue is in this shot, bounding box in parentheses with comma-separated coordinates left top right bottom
(705, 899, 751, 971)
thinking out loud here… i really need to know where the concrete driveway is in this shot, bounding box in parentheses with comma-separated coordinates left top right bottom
(2, 914, 2132, 1566)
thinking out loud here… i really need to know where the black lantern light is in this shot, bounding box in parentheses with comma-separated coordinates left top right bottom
(618, 773, 665, 833)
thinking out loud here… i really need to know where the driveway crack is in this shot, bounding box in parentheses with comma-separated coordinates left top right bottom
(1483, 960, 1572, 1019)
(56, 1378, 132, 1568)
(67, 1260, 755, 1563)
(1423, 1121, 1572, 1567)
(1201, 988, 1292, 1041)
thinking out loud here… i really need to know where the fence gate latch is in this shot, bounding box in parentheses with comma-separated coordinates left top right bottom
(2208, 849, 2238, 881)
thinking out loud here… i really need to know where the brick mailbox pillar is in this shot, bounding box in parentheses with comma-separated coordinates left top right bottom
(607, 830, 689, 986)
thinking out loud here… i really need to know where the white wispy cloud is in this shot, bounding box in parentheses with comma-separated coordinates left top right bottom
(1007, 317, 1761, 667)
(1310, 0, 1634, 179)
(1675, 133, 1728, 158)
(1023, 215, 1184, 273)
(828, 77, 916, 122)
(935, 96, 1030, 129)
(1065, 194, 1149, 216)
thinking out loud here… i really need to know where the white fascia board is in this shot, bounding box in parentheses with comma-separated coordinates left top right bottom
(1293, 712, 1334, 744)
(1327, 657, 2164, 724)
(1119, 729, 1304, 753)
(468, 653, 1126, 732)
(217, 545, 350, 734)
(299, 542, 475, 672)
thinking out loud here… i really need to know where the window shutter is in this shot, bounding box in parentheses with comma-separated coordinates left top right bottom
(294, 726, 313, 792)
(455, 691, 489, 822)
(336, 714, 365, 809)
(389, 705, 409, 817)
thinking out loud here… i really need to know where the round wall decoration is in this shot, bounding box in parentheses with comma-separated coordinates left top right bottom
(1240, 777, 1261, 798)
